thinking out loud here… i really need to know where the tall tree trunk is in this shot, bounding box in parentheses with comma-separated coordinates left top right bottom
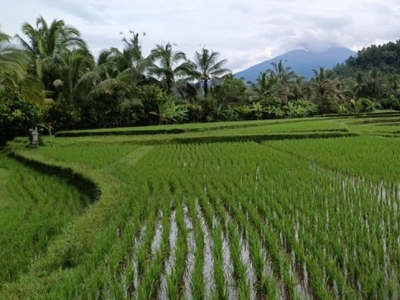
(204, 79, 208, 98)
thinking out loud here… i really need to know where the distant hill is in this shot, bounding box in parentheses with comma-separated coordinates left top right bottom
(235, 47, 356, 82)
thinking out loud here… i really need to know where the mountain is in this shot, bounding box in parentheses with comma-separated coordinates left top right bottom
(235, 47, 356, 82)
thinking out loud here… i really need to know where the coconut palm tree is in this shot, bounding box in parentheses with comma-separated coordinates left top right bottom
(86, 30, 158, 102)
(0, 31, 28, 80)
(291, 76, 306, 100)
(111, 33, 148, 71)
(16, 16, 86, 57)
(309, 67, 341, 112)
(366, 68, 383, 99)
(191, 48, 231, 98)
(387, 74, 400, 97)
(0, 30, 45, 104)
(353, 72, 367, 98)
(53, 48, 95, 104)
(248, 72, 277, 101)
(148, 42, 193, 95)
(266, 60, 298, 104)
(15, 16, 87, 99)
(267, 60, 296, 84)
(76, 33, 157, 127)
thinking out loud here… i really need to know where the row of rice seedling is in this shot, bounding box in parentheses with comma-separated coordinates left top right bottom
(179, 145, 227, 299)
(202, 119, 348, 136)
(136, 180, 172, 299)
(257, 142, 398, 298)
(173, 142, 400, 295)
(196, 144, 309, 299)
(78, 147, 186, 299)
(266, 135, 400, 183)
(4, 133, 399, 298)
(165, 201, 188, 299)
(349, 116, 400, 125)
(141, 142, 340, 297)
(54, 119, 269, 136)
(211, 189, 257, 299)
(165, 143, 296, 295)
(184, 195, 208, 299)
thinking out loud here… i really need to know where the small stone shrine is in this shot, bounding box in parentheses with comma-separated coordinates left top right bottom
(30, 127, 39, 148)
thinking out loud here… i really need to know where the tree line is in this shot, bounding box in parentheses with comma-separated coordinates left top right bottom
(1, 16, 400, 143)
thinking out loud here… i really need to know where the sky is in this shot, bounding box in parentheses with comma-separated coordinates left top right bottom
(1, 0, 400, 73)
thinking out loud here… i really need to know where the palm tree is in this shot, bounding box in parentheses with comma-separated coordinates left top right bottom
(0, 30, 45, 104)
(82, 52, 140, 102)
(105, 47, 153, 86)
(53, 49, 95, 104)
(291, 76, 306, 100)
(335, 78, 354, 103)
(353, 72, 367, 98)
(148, 42, 193, 95)
(267, 60, 296, 83)
(111, 32, 148, 71)
(15, 16, 87, 99)
(248, 72, 277, 101)
(86, 30, 159, 102)
(16, 16, 87, 56)
(0, 31, 28, 80)
(366, 68, 383, 99)
(387, 74, 400, 97)
(76, 60, 141, 128)
(309, 67, 341, 112)
(76, 34, 156, 127)
(266, 60, 298, 103)
(191, 48, 231, 98)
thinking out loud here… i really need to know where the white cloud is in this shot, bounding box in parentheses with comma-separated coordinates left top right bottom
(1, 0, 400, 72)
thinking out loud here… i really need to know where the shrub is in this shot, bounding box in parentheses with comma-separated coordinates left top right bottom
(0, 90, 43, 145)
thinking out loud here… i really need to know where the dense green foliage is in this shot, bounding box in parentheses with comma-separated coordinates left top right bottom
(0, 90, 43, 145)
(336, 40, 400, 75)
(333, 40, 400, 110)
(3, 16, 400, 145)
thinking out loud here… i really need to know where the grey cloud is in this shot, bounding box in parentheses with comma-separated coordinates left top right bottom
(37, 0, 109, 24)
(3, 0, 400, 72)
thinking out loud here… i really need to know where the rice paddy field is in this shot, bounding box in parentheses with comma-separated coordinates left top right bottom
(1, 112, 400, 299)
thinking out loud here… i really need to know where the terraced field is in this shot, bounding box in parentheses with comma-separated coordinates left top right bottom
(1, 113, 400, 299)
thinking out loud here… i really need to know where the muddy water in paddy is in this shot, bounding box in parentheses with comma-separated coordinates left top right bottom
(158, 210, 177, 299)
(127, 197, 319, 299)
(239, 234, 257, 298)
(131, 224, 147, 298)
(183, 205, 195, 300)
(196, 200, 215, 298)
(151, 210, 164, 255)
(221, 229, 238, 299)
